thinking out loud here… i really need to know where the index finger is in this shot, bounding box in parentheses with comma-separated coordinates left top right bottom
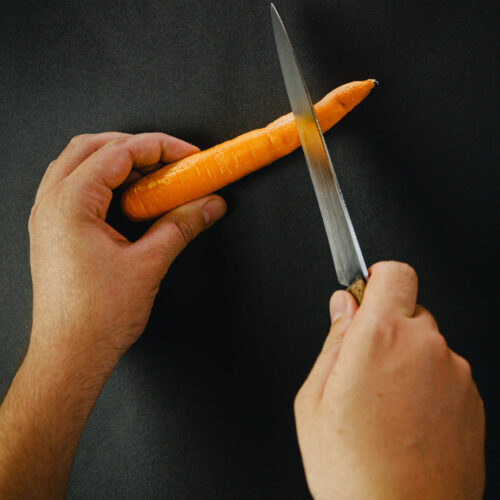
(360, 261, 418, 318)
(36, 132, 131, 203)
(67, 133, 199, 218)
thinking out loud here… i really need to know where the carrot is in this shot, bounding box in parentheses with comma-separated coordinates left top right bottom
(122, 80, 375, 221)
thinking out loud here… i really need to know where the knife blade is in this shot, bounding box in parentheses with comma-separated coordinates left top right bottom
(270, 3, 368, 302)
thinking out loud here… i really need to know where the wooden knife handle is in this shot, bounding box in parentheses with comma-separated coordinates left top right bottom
(347, 276, 365, 304)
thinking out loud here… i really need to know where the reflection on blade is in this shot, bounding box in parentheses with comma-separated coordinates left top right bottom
(270, 3, 367, 286)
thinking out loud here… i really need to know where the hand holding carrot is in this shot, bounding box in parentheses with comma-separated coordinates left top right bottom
(0, 132, 226, 498)
(28, 132, 226, 361)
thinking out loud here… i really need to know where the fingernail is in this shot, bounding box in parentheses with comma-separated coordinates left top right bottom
(202, 197, 227, 225)
(330, 292, 347, 324)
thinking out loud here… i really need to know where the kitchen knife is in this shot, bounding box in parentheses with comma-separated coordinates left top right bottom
(270, 3, 368, 303)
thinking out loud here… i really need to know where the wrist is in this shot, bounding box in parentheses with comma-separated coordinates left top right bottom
(0, 331, 118, 498)
(1, 332, 119, 449)
(23, 329, 121, 419)
(28, 325, 122, 379)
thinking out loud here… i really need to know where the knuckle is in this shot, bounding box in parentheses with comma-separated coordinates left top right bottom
(28, 204, 38, 232)
(455, 354, 472, 378)
(29, 182, 80, 231)
(421, 309, 439, 332)
(48, 181, 82, 216)
(174, 217, 195, 245)
(105, 136, 133, 160)
(294, 387, 306, 415)
(399, 261, 417, 280)
(392, 261, 417, 282)
(373, 261, 417, 283)
(69, 133, 91, 146)
(428, 331, 449, 357)
(51, 179, 72, 202)
(109, 136, 130, 148)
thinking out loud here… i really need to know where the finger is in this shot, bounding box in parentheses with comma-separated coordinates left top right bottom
(412, 304, 439, 330)
(136, 161, 171, 175)
(299, 291, 358, 403)
(132, 195, 227, 275)
(361, 261, 418, 318)
(120, 169, 143, 189)
(66, 133, 199, 219)
(119, 161, 181, 189)
(36, 132, 130, 203)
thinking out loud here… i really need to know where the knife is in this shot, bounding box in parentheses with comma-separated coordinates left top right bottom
(270, 3, 368, 304)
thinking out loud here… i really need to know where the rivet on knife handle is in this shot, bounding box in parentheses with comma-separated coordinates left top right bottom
(347, 276, 365, 304)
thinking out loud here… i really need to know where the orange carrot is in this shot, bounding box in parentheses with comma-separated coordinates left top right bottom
(122, 80, 375, 221)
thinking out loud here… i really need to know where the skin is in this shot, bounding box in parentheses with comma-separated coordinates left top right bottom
(295, 262, 485, 499)
(0, 132, 227, 498)
(0, 132, 485, 498)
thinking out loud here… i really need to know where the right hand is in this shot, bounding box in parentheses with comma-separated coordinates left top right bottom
(295, 262, 485, 499)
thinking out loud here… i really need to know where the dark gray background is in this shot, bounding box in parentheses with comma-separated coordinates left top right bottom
(1, 0, 498, 498)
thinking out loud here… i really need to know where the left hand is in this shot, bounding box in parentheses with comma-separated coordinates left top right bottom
(29, 132, 227, 368)
(0, 132, 227, 499)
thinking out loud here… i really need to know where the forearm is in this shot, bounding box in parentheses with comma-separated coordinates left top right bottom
(6, 131, 224, 498)
(0, 335, 118, 499)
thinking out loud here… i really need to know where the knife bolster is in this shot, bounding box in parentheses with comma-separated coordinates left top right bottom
(347, 276, 365, 304)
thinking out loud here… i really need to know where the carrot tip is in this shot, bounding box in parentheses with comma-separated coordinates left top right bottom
(368, 78, 380, 85)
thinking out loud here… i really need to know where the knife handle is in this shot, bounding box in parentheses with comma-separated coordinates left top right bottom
(347, 276, 365, 304)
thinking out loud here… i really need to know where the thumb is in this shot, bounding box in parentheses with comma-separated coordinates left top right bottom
(133, 195, 226, 274)
(300, 291, 358, 402)
(325, 290, 358, 348)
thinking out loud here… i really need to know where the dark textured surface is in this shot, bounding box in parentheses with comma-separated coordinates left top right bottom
(0, 0, 499, 498)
